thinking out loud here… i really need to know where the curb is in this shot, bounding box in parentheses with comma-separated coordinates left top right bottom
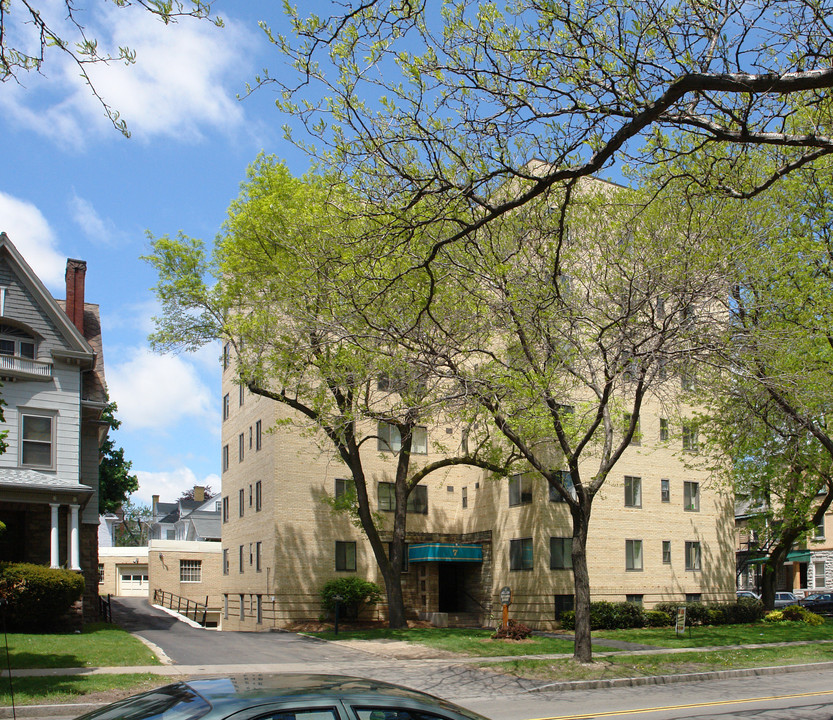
(4, 660, 833, 718)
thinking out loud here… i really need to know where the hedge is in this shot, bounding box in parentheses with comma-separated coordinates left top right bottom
(320, 577, 383, 619)
(0, 563, 85, 631)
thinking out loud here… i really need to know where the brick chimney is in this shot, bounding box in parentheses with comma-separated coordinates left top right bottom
(65, 259, 87, 334)
(152, 495, 160, 521)
(193, 486, 205, 503)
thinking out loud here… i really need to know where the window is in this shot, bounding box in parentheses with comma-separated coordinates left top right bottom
(549, 471, 577, 503)
(98, 564, 104, 583)
(249, 426, 252, 449)
(222, 394, 230, 420)
(239, 545, 244, 573)
(255, 481, 262, 511)
(662, 540, 671, 564)
(681, 368, 696, 391)
(377, 482, 428, 514)
(239, 488, 245, 517)
(336, 541, 357, 571)
(510, 538, 533, 571)
(626, 594, 643, 606)
(377, 421, 427, 454)
(388, 542, 409, 573)
(554, 594, 574, 619)
(682, 421, 698, 451)
(239, 384, 245, 406)
(624, 476, 642, 508)
(256, 542, 262, 572)
(685, 593, 701, 603)
(685, 541, 701, 571)
(814, 518, 826, 539)
(255, 420, 262, 450)
(550, 537, 573, 570)
(20, 413, 53, 468)
(661, 478, 670, 503)
(814, 561, 826, 588)
(224, 594, 228, 620)
(462, 486, 468, 509)
(625, 539, 643, 571)
(249, 543, 253, 566)
(684, 481, 700, 511)
(223, 549, 229, 575)
(249, 484, 253, 507)
(335, 477, 354, 498)
(624, 413, 641, 445)
(256, 595, 263, 624)
(0, 326, 35, 359)
(238, 433, 245, 462)
(660, 418, 669, 441)
(222, 445, 229, 472)
(223, 343, 230, 370)
(180, 560, 201, 582)
(509, 473, 533, 506)
(239, 593, 245, 620)
(222, 496, 229, 523)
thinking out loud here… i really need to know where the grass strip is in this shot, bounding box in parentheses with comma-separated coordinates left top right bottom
(307, 627, 616, 656)
(0, 623, 160, 669)
(593, 619, 833, 648)
(485, 643, 833, 682)
(0, 673, 163, 706)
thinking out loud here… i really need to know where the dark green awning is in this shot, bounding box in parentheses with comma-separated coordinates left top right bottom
(786, 550, 812, 563)
(408, 543, 482, 563)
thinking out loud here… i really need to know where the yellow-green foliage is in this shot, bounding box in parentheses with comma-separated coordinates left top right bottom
(764, 606, 824, 625)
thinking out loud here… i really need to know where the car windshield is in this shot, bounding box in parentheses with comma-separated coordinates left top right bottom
(74, 683, 211, 720)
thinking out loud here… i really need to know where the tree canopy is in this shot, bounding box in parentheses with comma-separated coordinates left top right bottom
(99, 401, 139, 514)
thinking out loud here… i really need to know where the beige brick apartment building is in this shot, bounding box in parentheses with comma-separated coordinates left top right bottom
(218, 362, 735, 631)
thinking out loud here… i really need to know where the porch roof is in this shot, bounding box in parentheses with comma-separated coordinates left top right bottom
(408, 543, 483, 563)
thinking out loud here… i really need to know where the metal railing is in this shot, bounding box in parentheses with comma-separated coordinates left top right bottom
(99, 593, 112, 623)
(153, 588, 209, 626)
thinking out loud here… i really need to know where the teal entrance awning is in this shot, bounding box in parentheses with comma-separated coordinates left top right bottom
(408, 543, 483, 563)
(786, 550, 812, 563)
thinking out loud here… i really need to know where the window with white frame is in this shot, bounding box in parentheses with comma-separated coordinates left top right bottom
(222, 394, 229, 421)
(20, 412, 53, 468)
(222, 549, 229, 575)
(685, 541, 701, 571)
(0, 325, 35, 359)
(625, 539, 643, 571)
(222, 445, 229, 472)
(255, 480, 262, 511)
(256, 541, 262, 572)
(814, 517, 826, 539)
(255, 420, 262, 450)
(814, 561, 826, 588)
(550, 537, 572, 570)
(662, 540, 671, 564)
(624, 476, 641, 508)
(682, 421, 698, 451)
(659, 418, 669, 441)
(661, 478, 670, 503)
(98, 564, 104, 583)
(238, 433, 245, 462)
(180, 559, 201, 582)
(684, 481, 700, 511)
(509, 473, 533, 506)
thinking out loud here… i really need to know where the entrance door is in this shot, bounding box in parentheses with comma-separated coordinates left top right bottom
(117, 565, 149, 596)
(438, 563, 462, 612)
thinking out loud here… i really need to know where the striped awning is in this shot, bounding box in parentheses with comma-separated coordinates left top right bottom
(408, 543, 483, 563)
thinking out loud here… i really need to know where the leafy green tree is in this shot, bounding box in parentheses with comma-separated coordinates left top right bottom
(98, 401, 139, 514)
(146, 155, 518, 628)
(268, 0, 833, 259)
(115, 499, 152, 547)
(1, 1, 221, 135)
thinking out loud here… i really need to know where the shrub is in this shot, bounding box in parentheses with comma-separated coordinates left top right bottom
(0, 563, 85, 631)
(320, 577, 383, 620)
(559, 610, 576, 630)
(726, 598, 765, 624)
(492, 619, 533, 640)
(645, 609, 672, 627)
(766, 604, 825, 625)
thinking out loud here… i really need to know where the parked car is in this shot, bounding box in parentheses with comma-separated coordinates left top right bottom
(736, 590, 760, 600)
(799, 592, 833, 614)
(774, 592, 799, 609)
(74, 675, 493, 720)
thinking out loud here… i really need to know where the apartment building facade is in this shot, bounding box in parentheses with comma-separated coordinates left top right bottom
(218, 358, 734, 631)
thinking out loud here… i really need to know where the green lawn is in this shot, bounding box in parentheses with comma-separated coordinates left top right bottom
(1, 623, 161, 669)
(594, 619, 833, 648)
(487, 642, 833, 682)
(0, 674, 164, 706)
(308, 627, 617, 656)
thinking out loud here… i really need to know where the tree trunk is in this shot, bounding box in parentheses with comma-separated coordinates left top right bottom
(570, 504, 593, 663)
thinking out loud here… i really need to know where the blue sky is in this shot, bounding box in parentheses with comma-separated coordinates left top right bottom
(1, 2, 313, 505)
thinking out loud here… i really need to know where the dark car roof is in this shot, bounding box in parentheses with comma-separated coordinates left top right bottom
(187, 675, 488, 720)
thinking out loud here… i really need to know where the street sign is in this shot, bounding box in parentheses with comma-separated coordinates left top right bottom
(500, 586, 512, 605)
(675, 606, 686, 635)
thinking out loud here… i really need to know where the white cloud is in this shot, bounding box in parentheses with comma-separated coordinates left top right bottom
(0, 192, 66, 291)
(107, 347, 215, 431)
(0, 5, 256, 146)
(69, 193, 120, 245)
(133, 467, 221, 506)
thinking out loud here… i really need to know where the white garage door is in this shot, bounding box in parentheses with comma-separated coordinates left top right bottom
(117, 565, 149, 597)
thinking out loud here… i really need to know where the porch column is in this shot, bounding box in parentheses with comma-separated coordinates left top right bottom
(68, 504, 81, 571)
(49, 503, 60, 568)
